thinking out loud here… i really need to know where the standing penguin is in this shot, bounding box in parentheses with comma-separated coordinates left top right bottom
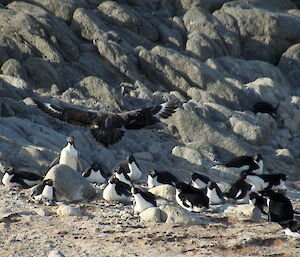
(249, 192, 268, 215)
(58, 136, 80, 171)
(103, 177, 132, 203)
(131, 187, 156, 214)
(31, 179, 56, 204)
(190, 173, 210, 189)
(174, 182, 209, 212)
(147, 169, 178, 188)
(206, 181, 224, 204)
(2, 167, 43, 189)
(82, 162, 107, 185)
(260, 190, 294, 223)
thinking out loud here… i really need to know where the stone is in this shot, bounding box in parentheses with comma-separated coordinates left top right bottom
(149, 185, 176, 202)
(48, 249, 65, 257)
(35, 208, 51, 216)
(44, 164, 97, 201)
(1, 58, 28, 81)
(139, 207, 161, 223)
(159, 205, 204, 225)
(56, 204, 84, 217)
(224, 204, 262, 221)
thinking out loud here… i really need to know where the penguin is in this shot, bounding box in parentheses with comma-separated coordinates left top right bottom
(225, 153, 263, 174)
(241, 171, 287, 193)
(190, 173, 210, 189)
(260, 190, 294, 222)
(58, 136, 80, 171)
(131, 187, 156, 214)
(31, 179, 56, 204)
(206, 181, 224, 204)
(82, 162, 107, 185)
(249, 192, 268, 215)
(147, 169, 178, 188)
(251, 101, 279, 119)
(113, 165, 132, 186)
(174, 182, 209, 212)
(279, 220, 300, 238)
(102, 177, 132, 203)
(127, 155, 142, 181)
(225, 178, 252, 203)
(2, 167, 43, 189)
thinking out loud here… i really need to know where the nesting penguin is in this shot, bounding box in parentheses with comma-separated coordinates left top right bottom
(31, 179, 56, 204)
(174, 182, 209, 212)
(131, 187, 156, 214)
(113, 165, 132, 186)
(147, 169, 178, 188)
(127, 155, 142, 181)
(225, 153, 263, 174)
(249, 192, 268, 215)
(2, 167, 43, 189)
(206, 181, 224, 204)
(82, 162, 107, 185)
(241, 171, 268, 193)
(190, 173, 210, 189)
(260, 190, 294, 223)
(102, 177, 132, 203)
(225, 178, 252, 203)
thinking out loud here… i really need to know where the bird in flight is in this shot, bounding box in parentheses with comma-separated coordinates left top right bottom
(33, 98, 179, 147)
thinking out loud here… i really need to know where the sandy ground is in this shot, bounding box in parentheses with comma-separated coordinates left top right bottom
(1, 185, 300, 257)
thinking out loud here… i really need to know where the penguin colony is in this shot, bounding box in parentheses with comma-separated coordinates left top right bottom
(1, 98, 298, 238)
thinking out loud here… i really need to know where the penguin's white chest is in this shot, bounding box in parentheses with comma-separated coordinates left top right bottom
(253, 160, 263, 174)
(207, 188, 222, 204)
(115, 173, 131, 186)
(42, 185, 54, 200)
(87, 170, 106, 184)
(2, 173, 17, 187)
(59, 146, 78, 171)
(133, 194, 154, 213)
(147, 176, 160, 188)
(128, 162, 142, 181)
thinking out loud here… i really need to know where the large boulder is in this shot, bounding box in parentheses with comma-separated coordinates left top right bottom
(45, 164, 97, 201)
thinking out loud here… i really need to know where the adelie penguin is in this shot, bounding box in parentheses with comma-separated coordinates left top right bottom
(34, 98, 179, 147)
(147, 169, 178, 188)
(103, 177, 132, 203)
(131, 187, 156, 214)
(49, 136, 83, 172)
(127, 155, 142, 182)
(82, 162, 107, 185)
(249, 192, 268, 215)
(224, 178, 252, 203)
(251, 101, 279, 119)
(260, 190, 294, 223)
(174, 182, 209, 212)
(112, 165, 132, 186)
(190, 173, 210, 189)
(31, 179, 56, 204)
(206, 181, 224, 204)
(225, 153, 263, 174)
(2, 167, 43, 189)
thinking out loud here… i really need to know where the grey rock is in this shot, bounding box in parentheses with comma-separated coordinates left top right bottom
(48, 249, 65, 257)
(35, 208, 51, 216)
(224, 204, 262, 221)
(159, 205, 204, 225)
(56, 204, 84, 217)
(1, 59, 28, 82)
(149, 185, 176, 202)
(45, 164, 96, 201)
(139, 207, 161, 223)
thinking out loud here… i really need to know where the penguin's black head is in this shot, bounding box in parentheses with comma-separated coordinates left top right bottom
(191, 173, 200, 181)
(5, 166, 14, 175)
(249, 192, 258, 200)
(66, 136, 75, 145)
(44, 179, 53, 186)
(174, 182, 189, 191)
(149, 169, 158, 178)
(279, 173, 287, 181)
(253, 153, 262, 162)
(127, 155, 135, 163)
(109, 177, 119, 184)
(91, 162, 101, 171)
(207, 181, 217, 190)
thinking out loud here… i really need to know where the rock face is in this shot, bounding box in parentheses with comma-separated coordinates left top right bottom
(0, 0, 300, 188)
(45, 164, 96, 201)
